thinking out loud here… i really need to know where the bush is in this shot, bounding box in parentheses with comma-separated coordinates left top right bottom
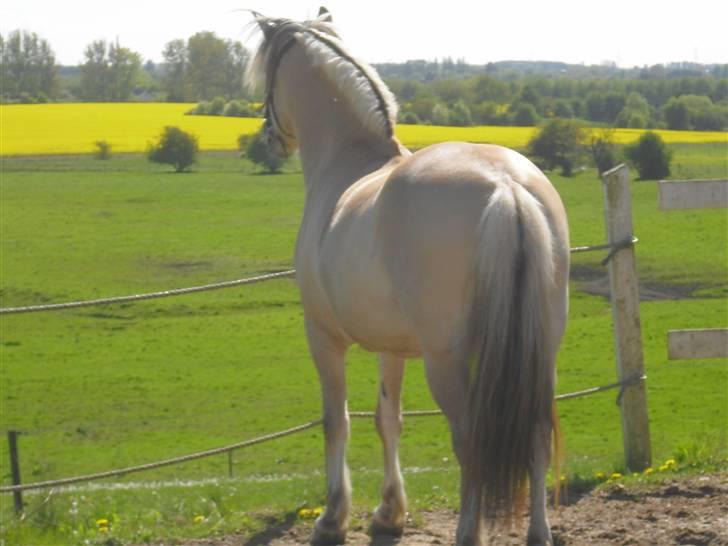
(399, 111, 421, 125)
(241, 131, 285, 174)
(510, 103, 539, 127)
(208, 96, 226, 116)
(590, 129, 619, 174)
(19, 92, 36, 104)
(94, 140, 112, 160)
(223, 100, 244, 117)
(527, 118, 586, 176)
(449, 100, 473, 126)
(663, 95, 727, 131)
(431, 103, 451, 126)
(624, 131, 672, 180)
(188, 101, 211, 115)
(147, 126, 199, 172)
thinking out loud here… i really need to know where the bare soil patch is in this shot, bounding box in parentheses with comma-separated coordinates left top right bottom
(180, 474, 727, 545)
(570, 265, 713, 301)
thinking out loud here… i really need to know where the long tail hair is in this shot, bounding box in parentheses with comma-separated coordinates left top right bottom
(465, 182, 559, 523)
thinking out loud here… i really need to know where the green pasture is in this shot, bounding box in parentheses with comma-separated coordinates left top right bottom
(0, 146, 726, 544)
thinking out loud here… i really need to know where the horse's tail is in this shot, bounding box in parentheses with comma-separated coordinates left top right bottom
(466, 182, 558, 523)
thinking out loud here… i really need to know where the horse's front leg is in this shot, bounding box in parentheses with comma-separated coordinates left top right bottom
(306, 320, 351, 545)
(371, 353, 407, 535)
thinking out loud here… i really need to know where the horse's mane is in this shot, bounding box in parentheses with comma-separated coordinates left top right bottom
(246, 14, 399, 139)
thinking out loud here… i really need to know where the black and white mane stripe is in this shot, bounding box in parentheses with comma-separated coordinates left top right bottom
(247, 17, 399, 141)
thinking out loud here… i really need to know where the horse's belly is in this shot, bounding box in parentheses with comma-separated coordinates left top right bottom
(340, 310, 421, 357)
(324, 267, 422, 357)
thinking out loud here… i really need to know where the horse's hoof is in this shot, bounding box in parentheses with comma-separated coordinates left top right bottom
(370, 505, 405, 537)
(311, 516, 347, 545)
(526, 531, 554, 546)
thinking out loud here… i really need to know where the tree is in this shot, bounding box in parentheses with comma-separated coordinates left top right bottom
(616, 92, 651, 128)
(108, 43, 141, 101)
(241, 132, 285, 174)
(663, 97, 690, 129)
(148, 126, 199, 172)
(187, 32, 232, 100)
(663, 95, 727, 131)
(449, 100, 473, 126)
(590, 129, 619, 174)
(431, 103, 451, 126)
(80, 40, 141, 101)
(624, 132, 671, 180)
(527, 118, 586, 176)
(161, 33, 249, 101)
(80, 40, 108, 100)
(162, 39, 189, 101)
(510, 103, 539, 126)
(0, 30, 58, 100)
(224, 41, 249, 98)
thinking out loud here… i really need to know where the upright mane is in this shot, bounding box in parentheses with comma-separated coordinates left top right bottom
(246, 14, 399, 139)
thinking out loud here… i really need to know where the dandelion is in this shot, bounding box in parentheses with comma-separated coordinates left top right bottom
(644, 467, 654, 475)
(98, 526, 109, 533)
(658, 464, 669, 472)
(194, 515, 205, 524)
(298, 507, 324, 519)
(95, 519, 109, 527)
(609, 472, 622, 481)
(664, 459, 676, 468)
(594, 471, 606, 481)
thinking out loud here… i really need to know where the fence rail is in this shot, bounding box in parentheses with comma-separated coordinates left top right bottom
(0, 270, 297, 315)
(0, 240, 631, 316)
(0, 373, 645, 495)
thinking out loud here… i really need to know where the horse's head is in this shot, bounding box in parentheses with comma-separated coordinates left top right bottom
(247, 8, 337, 158)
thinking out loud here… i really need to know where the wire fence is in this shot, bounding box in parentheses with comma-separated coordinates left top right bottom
(0, 237, 635, 316)
(1, 236, 641, 499)
(0, 373, 645, 495)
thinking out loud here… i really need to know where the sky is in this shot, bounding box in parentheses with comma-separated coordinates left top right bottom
(2, 0, 726, 68)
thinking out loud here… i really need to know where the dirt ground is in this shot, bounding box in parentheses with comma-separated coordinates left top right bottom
(186, 473, 728, 545)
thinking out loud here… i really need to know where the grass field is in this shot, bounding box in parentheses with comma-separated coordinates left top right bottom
(0, 145, 726, 544)
(2, 103, 726, 156)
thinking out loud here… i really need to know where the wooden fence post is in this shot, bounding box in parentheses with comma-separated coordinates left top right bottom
(602, 165, 652, 472)
(8, 431, 24, 515)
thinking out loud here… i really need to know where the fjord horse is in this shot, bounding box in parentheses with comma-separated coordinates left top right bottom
(248, 10, 569, 545)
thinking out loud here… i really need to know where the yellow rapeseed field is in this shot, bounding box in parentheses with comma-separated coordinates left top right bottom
(1, 103, 725, 156)
(1, 103, 262, 156)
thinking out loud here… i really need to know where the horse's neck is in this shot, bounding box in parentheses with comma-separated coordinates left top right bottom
(298, 129, 401, 200)
(285, 64, 404, 202)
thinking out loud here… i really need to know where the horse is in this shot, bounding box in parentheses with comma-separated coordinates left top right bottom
(247, 9, 570, 546)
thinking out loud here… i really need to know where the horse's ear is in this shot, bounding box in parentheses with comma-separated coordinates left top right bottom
(318, 6, 333, 22)
(253, 12, 275, 40)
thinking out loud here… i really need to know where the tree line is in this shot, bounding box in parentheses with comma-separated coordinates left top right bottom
(2, 29, 727, 130)
(386, 68, 728, 130)
(1, 29, 249, 103)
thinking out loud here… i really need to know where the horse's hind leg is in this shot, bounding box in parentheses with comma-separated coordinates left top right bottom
(371, 353, 407, 535)
(423, 351, 482, 546)
(306, 321, 351, 545)
(527, 420, 553, 546)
